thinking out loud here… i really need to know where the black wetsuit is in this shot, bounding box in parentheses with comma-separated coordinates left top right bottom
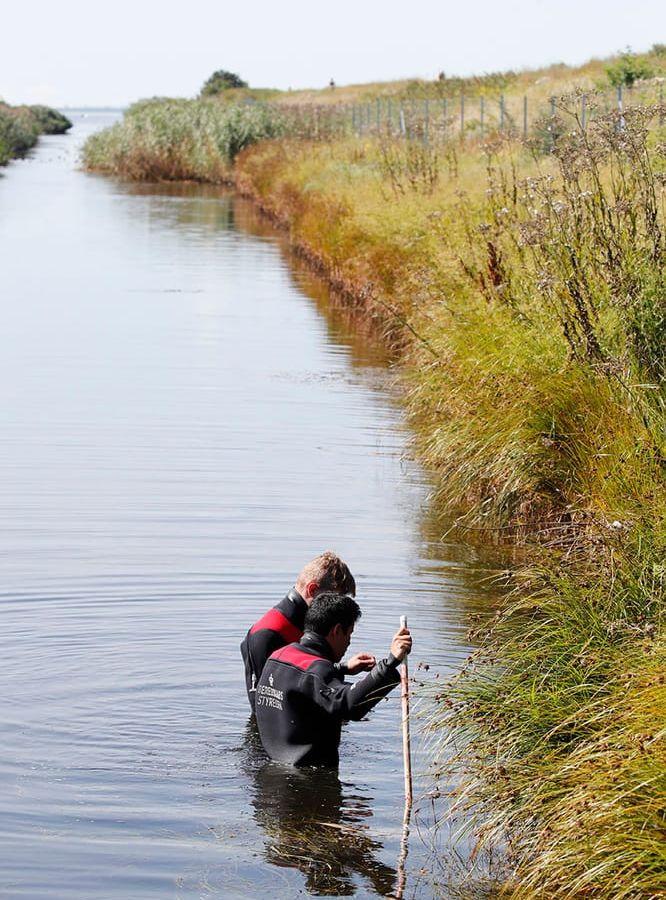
(255, 631, 401, 767)
(240, 589, 307, 711)
(240, 590, 349, 711)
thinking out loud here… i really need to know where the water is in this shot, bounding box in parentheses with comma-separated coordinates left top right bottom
(0, 113, 492, 898)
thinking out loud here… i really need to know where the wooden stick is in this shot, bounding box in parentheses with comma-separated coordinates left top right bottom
(400, 615, 413, 812)
(394, 614, 413, 900)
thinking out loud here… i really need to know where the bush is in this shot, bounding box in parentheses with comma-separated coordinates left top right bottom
(29, 105, 72, 134)
(606, 52, 654, 88)
(200, 69, 248, 96)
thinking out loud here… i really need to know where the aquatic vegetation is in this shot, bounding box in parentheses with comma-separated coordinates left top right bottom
(82, 98, 288, 181)
(0, 102, 71, 166)
(27, 105, 72, 135)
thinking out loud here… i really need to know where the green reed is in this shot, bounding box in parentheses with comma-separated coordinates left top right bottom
(0, 102, 71, 165)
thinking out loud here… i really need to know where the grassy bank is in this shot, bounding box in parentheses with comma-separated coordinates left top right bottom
(234, 122, 665, 894)
(83, 54, 665, 897)
(0, 102, 71, 166)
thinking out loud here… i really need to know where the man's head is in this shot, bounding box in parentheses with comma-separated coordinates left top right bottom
(295, 551, 356, 605)
(304, 592, 361, 662)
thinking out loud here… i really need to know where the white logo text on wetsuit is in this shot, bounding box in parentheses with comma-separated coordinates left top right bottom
(257, 681, 284, 710)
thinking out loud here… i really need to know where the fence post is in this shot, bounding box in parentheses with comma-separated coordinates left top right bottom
(480, 96, 485, 138)
(387, 97, 393, 134)
(499, 94, 505, 131)
(399, 105, 406, 137)
(460, 94, 465, 141)
(523, 95, 528, 140)
(581, 94, 587, 131)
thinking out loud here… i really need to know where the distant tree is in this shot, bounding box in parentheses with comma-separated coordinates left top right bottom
(329, 78, 336, 89)
(606, 51, 654, 88)
(200, 70, 248, 96)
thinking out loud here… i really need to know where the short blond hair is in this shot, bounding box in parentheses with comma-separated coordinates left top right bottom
(296, 551, 355, 597)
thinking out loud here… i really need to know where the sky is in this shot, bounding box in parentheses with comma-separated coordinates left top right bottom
(2, 0, 664, 107)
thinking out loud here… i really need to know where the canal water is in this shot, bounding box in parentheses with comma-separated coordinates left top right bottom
(0, 114, 490, 898)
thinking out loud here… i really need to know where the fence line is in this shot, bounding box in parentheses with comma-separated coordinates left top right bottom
(275, 83, 664, 145)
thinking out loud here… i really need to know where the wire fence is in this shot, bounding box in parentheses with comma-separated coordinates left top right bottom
(277, 83, 666, 145)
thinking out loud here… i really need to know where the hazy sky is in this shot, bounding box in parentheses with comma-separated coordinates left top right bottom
(2, 0, 664, 107)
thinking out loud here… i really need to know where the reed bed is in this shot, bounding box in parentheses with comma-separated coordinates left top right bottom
(82, 98, 289, 181)
(83, 68, 665, 896)
(0, 102, 71, 165)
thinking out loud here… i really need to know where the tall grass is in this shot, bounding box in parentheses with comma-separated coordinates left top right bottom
(234, 108, 665, 896)
(0, 102, 71, 165)
(82, 98, 288, 182)
(81, 98, 357, 183)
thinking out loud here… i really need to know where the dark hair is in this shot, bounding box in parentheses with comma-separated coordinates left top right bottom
(304, 592, 361, 635)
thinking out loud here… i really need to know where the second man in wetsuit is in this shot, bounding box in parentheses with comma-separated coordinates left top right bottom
(255, 592, 412, 766)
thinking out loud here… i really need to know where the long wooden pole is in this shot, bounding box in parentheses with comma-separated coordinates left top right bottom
(400, 615, 413, 812)
(395, 615, 413, 899)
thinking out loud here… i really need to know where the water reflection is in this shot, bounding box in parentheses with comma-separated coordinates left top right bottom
(241, 721, 397, 897)
(114, 180, 393, 371)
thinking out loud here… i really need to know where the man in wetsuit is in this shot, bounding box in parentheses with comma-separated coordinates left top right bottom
(255, 592, 412, 766)
(240, 552, 374, 711)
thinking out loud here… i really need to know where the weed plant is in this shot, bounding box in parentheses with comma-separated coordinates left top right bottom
(378, 132, 440, 196)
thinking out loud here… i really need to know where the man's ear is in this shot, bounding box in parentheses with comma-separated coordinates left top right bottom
(328, 622, 344, 642)
(304, 580, 319, 600)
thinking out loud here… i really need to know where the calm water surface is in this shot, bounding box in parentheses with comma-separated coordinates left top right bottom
(0, 113, 492, 899)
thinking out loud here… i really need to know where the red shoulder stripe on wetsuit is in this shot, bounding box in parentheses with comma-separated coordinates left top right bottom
(271, 645, 326, 671)
(250, 609, 302, 644)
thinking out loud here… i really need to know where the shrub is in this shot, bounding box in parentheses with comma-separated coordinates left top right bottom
(200, 69, 248, 96)
(606, 52, 655, 88)
(29, 105, 72, 134)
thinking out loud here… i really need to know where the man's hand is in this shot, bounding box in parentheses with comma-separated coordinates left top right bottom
(346, 652, 376, 674)
(390, 625, 412, 662)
